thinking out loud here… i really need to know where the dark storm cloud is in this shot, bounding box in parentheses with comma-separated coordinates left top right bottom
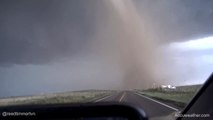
(134, 0, 213, 43)
(0, 0, 213, 65)
(0, 0, 102, 65)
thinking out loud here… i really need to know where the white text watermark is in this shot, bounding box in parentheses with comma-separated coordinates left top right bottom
(175, 112, 210, 118)
(1, 112, 36, 117)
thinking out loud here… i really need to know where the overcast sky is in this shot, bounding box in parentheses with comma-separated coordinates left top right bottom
(0, 0, 213, 98)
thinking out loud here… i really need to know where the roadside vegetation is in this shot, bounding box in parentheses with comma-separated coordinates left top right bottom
(0, 90, 114, 106)
(137, 85, 202, 109)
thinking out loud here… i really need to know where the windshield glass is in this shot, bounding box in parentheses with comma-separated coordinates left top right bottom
(0, 0, 212, 118)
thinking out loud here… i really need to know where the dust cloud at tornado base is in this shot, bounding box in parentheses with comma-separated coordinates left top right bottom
(89, 0, 170, 89)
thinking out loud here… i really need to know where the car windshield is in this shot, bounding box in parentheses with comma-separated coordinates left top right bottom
(0, 0, 212, 118)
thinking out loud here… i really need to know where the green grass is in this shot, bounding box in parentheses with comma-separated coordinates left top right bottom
(137, 85, 202, 109)
(0, 90, 114, 106)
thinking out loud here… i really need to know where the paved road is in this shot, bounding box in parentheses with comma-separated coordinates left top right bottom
(95, 91, 178, 117)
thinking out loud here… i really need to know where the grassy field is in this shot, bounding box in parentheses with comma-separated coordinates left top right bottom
(0, 90, 114, 106)
(137, 84, 202, 109)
